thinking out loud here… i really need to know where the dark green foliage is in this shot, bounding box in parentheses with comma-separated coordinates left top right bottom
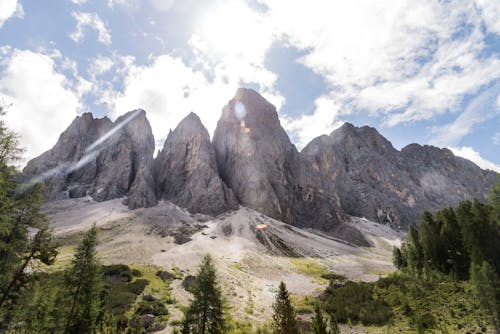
(328, 314, 340, 334)
(311, 304, 328, 334)
(0, 106, 57, 324)
(271, 281, 299, 334)
(136, 297, 168, 316)
(322, 272, 492, 332)
(395, 188, 500, 280)
(470, 261, 499, 330)
(184, 254, 226, 334)
(323, 280, 392, 325)
(491, 176, 500, 225)
(102, 278, 149, 327)
(8, 263, 153, 333)
(62, 225, 103, 334)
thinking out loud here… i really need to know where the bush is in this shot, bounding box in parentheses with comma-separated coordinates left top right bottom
(323, 281, 393, 325)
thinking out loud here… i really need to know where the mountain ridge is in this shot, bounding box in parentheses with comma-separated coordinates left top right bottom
(22, 89, 499, 242)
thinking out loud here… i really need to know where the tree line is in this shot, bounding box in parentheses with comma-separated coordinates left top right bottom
(393, 181, 500, 329)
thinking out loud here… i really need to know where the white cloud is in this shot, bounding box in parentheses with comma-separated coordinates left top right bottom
(449, 146, 500, 173)
(0, 50, 80, 162)
(475, 0, 500, 35)
(261, 0, 500, 141)
(150, 0, 175, 12)
(107, 0, 131, 9)
(89, 56, 114, 77)
(430, 83, 500, 147)
(282, 96, 344, 150)
(0, 0, 18, 27)
(188, 0, 280, 103)
(111, 55, 240, 148)
(102, 0, 283, 149)
(71, 0, 88, 4)
(70, 11, 112, 45)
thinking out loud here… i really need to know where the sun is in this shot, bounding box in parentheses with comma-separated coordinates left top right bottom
(196, 1, 272, 61)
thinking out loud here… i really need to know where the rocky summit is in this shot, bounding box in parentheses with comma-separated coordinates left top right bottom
(302, 122, 498, 228)
(212, 88, 365, 245)
(153, 112, 238, 215)
(23, 89, 499, 244)
(23, 109, 157, 209)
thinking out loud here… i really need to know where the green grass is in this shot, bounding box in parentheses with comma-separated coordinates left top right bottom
(289, 258, 329, 283)
(290, 294, 315, 314)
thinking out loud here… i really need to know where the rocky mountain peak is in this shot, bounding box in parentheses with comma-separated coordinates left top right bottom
(154, 112, 238, 215)
(329, 122, 396, 156)
(214, 89, 366, 245)
(303, 123, 498, 228)
(23, 109, 157, 209)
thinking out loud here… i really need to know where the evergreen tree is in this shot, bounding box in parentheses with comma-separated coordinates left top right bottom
(184, 254, 226, 334)
(490, 177, 500, 225)
(62, 225, 103, 334)
(392, 246, 406, 270)
(406, 225, 424, 277)
(437, 207, 469, 279)
(271, 281, 299, 334)
(470, 261, 499, 330)
(311, 304, 328, 334)
(0, 106, 57, 323)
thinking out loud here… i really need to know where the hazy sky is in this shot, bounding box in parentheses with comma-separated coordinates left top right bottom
(0, 0, 499, 171)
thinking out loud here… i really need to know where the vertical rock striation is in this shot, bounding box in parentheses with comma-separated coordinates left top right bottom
(153, 112, 238, 215)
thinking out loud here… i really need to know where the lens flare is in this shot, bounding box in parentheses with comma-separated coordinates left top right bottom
(234, 101, 246, 120)
(18, 110, 142, 194)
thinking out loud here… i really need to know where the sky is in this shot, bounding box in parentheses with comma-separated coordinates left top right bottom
(0, 0, 499, 172)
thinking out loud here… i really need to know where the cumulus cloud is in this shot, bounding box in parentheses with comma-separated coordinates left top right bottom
(261, 0, 500, 141)
(0, 0, 21, 27)
(111, 55, 240, 148)
(449, 146, 500, 173)
(0, 50, 80, 162)
(475, 0, 500, 35)
(282, 96, 344, 150)
(104, 0, 283, 149)
(70, 11, 112, 45)
(71, 0, 88, 4)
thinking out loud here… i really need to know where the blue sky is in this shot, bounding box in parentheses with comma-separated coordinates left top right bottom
(0, 0, 499, 172)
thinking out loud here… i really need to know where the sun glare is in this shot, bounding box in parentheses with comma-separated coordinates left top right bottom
(197, 2, 271, 61)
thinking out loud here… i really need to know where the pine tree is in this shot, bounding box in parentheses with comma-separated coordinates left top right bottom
(184, 254, 226, 334)
(62, 225, 103, 334)
(311, 304, 328, 334)
(271, 281, 299, 334)
(0, 106, 57, 323)
(490, 177, 500, 225)
(470, 261, 499, 330)
(405, 225, 424, 277)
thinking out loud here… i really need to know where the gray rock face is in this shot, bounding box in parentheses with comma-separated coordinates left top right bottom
(302, 123, 498, 228)
(213, 88, 367, 245)
(153, 112, 238, 215)
(23, 110, 157, 209)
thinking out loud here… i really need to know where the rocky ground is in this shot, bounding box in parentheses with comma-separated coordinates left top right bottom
(44, 197, 403, 333)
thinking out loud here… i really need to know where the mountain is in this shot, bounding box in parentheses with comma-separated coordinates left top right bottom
(153, 112, 238, 215)
(23, 110, 157, 209)
(302, 122, 498, 228)
(22, 89, 498, 240)
(212, 88, 366, 245)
